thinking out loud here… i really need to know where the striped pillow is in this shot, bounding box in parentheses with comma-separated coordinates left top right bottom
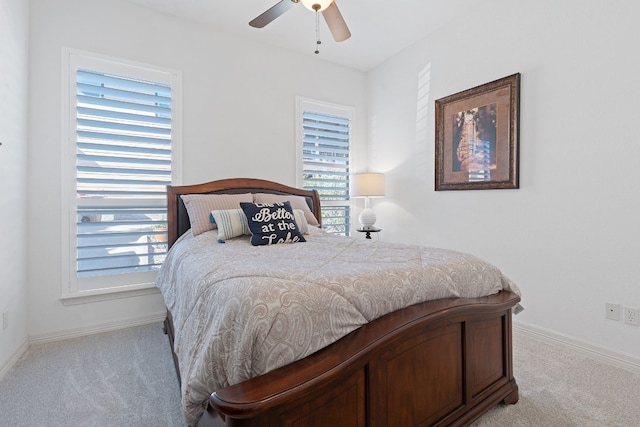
(181, 193, 253, 236)
(209, 209, 251, 243)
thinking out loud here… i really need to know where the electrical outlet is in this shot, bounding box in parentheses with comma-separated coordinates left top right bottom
(2, 312, 8, 330)
(606, 303, 621, 321)
(623, 307, 639, 326)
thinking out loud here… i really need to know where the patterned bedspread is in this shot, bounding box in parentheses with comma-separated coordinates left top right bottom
(155, 227, 519, 426)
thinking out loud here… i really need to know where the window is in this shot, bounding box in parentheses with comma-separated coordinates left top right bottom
(296, 97, 353, 235)
(62, 50, 181, 298)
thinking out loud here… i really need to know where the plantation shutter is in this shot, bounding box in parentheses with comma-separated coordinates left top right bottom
(75, 68, 172, 279)
(301, 110, 351, 235)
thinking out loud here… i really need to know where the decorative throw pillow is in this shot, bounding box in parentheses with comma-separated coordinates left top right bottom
(181, 193, 253, 236)
(240, 201, 306, 246)
(253, 193, 320, 227)
(293, 209, 309, 234)
(209, 209, 251, 243)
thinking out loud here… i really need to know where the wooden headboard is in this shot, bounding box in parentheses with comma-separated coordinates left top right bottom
(166, 178, 322, 247)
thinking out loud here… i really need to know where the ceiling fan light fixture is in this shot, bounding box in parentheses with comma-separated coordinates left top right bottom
(299, 0, 334, 12)
(250, 0, 350, 44)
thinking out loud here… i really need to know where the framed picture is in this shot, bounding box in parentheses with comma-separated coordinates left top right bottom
(435, 73, 520, 190)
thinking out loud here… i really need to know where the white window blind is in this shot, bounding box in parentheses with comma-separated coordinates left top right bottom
(300, 106, 351, 235)
(76, 69, 171, 277)
(63, 50, 180, 296)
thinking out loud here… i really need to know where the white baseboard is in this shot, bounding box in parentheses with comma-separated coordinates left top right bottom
(28, 311, 167, 345)
(514, 320, 640, 374)
(0, 337, 29, 382)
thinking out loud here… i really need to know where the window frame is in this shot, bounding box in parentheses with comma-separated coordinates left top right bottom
(60, 48, 182, 302)
(295, 96, 354, 235)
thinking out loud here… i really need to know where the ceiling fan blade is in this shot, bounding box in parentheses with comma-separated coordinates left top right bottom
(249, 0, 293, 28)
(321, 1, 351, 42)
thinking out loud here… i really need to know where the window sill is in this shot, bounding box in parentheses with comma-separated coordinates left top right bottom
(60, 283, 160, 306)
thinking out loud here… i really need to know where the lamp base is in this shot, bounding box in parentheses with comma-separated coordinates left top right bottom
(359, 208, 377, 229)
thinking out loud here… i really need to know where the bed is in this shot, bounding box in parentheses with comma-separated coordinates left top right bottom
(158, 177, 521, 427)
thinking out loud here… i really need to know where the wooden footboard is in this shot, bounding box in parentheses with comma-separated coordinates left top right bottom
(193, 290, 520, 427)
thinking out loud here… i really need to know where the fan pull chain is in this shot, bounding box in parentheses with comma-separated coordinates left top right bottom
(314, 8, 321, 54)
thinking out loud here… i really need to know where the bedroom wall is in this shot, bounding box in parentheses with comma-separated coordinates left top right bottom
(27, 0, 367, 339)
(366, 0, 640, 359)
(0, 0, 30, 376)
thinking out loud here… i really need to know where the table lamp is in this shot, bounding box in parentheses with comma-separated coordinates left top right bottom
(350, 172, 385, 230)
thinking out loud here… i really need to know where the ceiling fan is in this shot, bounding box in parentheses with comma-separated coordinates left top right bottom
(249, 0, 351, 43)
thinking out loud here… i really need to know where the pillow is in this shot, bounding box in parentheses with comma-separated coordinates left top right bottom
(253, 193, 320, 227)
(209, 209, 251, 243)
(240, 201, 306, 246)
(293, 209, 309, 234)
(181, 193, 253, 236)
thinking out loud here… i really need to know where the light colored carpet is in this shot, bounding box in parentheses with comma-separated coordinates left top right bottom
(0, 323, 184, 427)
(470, 330, 640, 427)
(1, 322, 639, 426)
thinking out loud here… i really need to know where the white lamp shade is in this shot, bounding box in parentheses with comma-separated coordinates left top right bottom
(350, 173, 385, 198)
(300, 0, 334, 11)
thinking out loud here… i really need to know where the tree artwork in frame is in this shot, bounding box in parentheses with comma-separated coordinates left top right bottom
(435, 73, 520, 190)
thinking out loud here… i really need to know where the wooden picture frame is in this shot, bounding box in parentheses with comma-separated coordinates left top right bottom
(435, 73, 520, 190)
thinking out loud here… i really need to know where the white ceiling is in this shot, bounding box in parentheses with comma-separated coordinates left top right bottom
(124, 0, 477, 71)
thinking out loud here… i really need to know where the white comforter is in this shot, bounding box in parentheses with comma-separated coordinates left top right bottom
(155, 227, 519, 426)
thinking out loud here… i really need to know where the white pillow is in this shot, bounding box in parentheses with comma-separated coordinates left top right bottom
(293, 209, 309, 234)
